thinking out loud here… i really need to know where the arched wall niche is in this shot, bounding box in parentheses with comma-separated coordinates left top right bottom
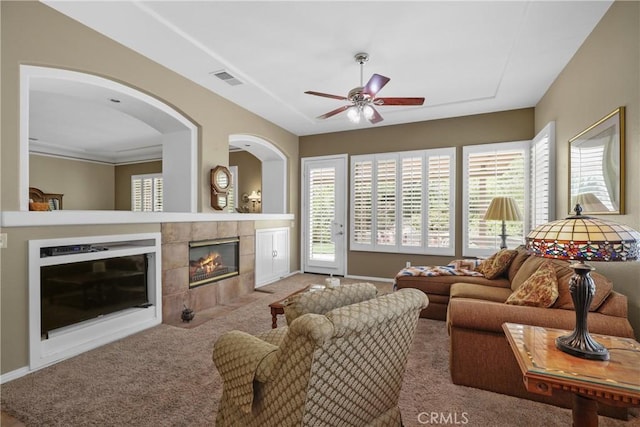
(229, 134, 287, 214)
(19, 65, 198, 212)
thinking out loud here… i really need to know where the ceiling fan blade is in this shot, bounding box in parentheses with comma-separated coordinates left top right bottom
(362, 74, 390, 97)
(317, 105, 351, 120)
(375, 97, 425, 106)
(305, 91, 348, 101)
(368, 106, 384, 124)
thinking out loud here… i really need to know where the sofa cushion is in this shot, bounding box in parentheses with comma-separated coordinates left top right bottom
(507, 246, 531, 282)
(553, 270, 613, 312)
(396, 275, 510, 296)
(450, 282, 512, 303)
(510, 256, 573, 291)
(505, 261, 559, 307)
(475, 249, 517, 279)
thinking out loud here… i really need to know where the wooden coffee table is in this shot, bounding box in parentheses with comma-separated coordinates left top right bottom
(268, 286, 309, 328)
(503, 322, 640, 427)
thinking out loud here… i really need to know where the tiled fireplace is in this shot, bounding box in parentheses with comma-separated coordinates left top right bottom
(161, 220, 255, 323)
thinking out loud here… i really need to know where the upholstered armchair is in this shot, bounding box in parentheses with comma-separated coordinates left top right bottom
(282, 282, 380, 325)
(212, 284, 428, 426)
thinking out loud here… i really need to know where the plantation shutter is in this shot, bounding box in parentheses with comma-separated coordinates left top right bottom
(132, 178, 142, 211)
(427, 153, 452, 250)
(131, 173, 163, 212)
(153, 178, 163, 212)
(227, 166, 238, 213)
(401, 156, 422, 247)
(308, 166, 336, 262)
(142, 177, 153, 211)
(464, 142, 528, 256)
(352, 159, 373, 246)
(376, 157, 397, 247)
(530, 123, 555, 229)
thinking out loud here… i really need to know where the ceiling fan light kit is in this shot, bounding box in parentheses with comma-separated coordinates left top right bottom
(305, 52, 425, 125)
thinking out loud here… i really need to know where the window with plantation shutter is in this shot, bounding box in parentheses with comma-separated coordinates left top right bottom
(308, 166, 336, 262)
(530, 122, 555, 229)
(131, 173, 163, 212)
(463, 141, 529, 257)
(350, 147, 455, 255)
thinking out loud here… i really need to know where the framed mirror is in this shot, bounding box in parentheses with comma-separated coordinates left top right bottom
(569, 107, 625, 215)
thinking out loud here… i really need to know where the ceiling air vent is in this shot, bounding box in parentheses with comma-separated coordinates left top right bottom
(211, 70, 243, 86)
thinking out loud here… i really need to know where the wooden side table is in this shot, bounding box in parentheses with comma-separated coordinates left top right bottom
(503, 322, 640, 427)
(268, 286, 309, 328)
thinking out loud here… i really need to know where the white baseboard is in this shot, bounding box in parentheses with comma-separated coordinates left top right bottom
(1, 366, 29, 384)
(345, 274, 395, 283)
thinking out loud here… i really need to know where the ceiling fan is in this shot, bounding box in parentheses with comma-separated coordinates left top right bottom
(305, 52, 425, 124)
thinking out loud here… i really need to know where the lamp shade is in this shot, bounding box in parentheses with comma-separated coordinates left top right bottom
(483, 197, 523, 222)
(526, 212, 640, 262)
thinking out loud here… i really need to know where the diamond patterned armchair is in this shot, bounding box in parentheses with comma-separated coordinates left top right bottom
(213, 284, 428, 426)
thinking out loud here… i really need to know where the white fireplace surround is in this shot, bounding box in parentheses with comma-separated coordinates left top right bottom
(28, 233, 162, 371)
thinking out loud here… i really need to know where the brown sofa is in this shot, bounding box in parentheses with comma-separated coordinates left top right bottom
(397, 247, 635, 417)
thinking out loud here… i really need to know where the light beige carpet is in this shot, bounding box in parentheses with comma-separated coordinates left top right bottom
(1, 274, 638, 426)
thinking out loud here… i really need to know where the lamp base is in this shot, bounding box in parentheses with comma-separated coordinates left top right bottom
(499, 220, 507, 249)
(556, 332, 609, 361)
(555, 262, 610, 361)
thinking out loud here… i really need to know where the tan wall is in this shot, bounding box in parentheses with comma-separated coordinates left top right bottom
(300, 108, 535, 278)
(114, 161, 163, 210)
(30, 155, 116, 210)
(1, 2, 301, 375)
(535, 1, 640, 338)
(229, 151, 262, 212)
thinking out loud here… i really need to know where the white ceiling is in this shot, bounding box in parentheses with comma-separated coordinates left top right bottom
(36, 0, 613, 156)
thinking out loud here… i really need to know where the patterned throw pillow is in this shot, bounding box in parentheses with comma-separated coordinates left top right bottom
(475, 249, 517, 279)
(505, 261, 559, 307)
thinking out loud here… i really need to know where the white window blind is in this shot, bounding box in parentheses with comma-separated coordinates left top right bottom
(351, 147, 455, 255)
(131, 173, 163, 212)
(530, 122, 555, 229)
(308, 166, 336, 262)
(463, 141, 529, 257)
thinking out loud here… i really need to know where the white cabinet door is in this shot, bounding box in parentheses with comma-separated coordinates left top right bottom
(255, 227, 289, 287)
(272, 228, 289, 278)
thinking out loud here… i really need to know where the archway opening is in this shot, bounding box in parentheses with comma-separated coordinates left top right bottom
(20, 65, 197, 212)
(229, 135, 287, 214)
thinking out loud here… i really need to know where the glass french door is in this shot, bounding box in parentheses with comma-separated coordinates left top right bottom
(301, 155, 347, 276)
